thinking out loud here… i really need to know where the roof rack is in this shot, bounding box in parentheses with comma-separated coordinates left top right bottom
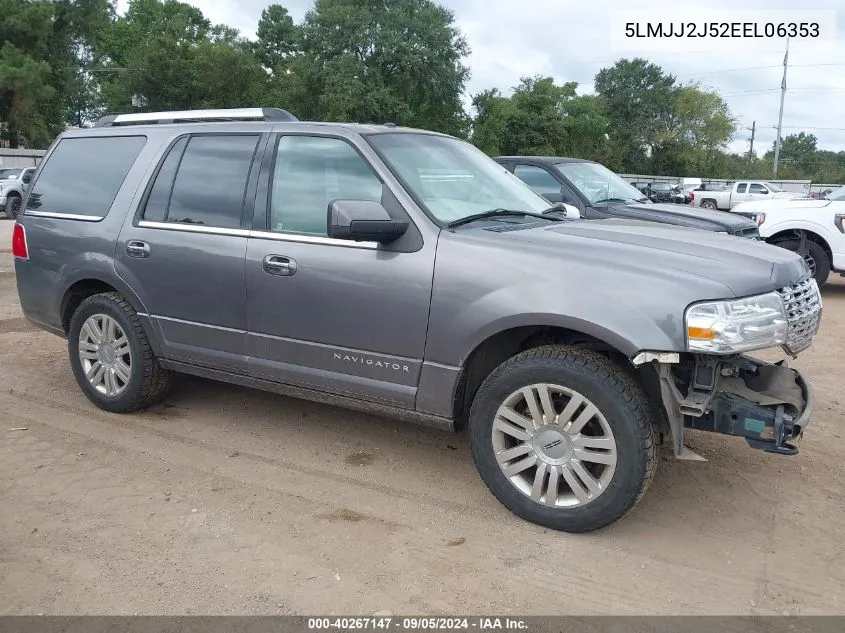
(94, 107, 298, 127)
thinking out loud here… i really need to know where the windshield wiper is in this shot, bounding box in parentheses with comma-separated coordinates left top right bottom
(592, 197, 635, 205)
(446, 208, 562, 229)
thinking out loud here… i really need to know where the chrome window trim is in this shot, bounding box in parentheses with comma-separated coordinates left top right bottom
(137, 220, 378, 249)
(249, 230, 378, 249)
(24, 210, 104, 222)
(138, 220, 250, 236)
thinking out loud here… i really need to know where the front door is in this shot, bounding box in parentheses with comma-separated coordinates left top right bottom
(116, 132, 265, 373)
(245, 133, 436, 408)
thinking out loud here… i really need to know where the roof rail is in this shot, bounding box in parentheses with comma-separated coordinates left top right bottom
(93, 107, 298, 127)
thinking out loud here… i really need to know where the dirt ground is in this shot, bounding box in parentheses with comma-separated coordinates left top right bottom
(1, 218, 844, 616)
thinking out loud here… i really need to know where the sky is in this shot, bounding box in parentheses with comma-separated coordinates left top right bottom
(117, 0, 845, 156)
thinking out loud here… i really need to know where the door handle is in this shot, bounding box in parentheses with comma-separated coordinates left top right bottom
(126, 240, 150, 258)
(263, 255, 297, 276)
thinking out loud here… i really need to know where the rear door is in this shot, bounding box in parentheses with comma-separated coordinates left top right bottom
(115, 131, 267, 373)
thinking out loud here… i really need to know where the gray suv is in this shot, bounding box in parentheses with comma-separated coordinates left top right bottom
(13, 108, 822, 532)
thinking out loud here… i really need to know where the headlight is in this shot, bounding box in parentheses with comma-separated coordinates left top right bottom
(685, 292, 788, 353)
(737, 211, 766, 226)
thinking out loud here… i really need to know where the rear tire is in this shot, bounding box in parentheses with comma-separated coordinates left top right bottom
(5, 194, 21, 219)
(468, 345, 657, 533)
(774, 239, 830, 286)
(699, 199, 717, 210)
(68, 292, 172, 412)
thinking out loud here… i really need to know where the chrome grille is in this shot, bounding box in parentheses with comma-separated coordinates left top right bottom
(778, 276, 822, 355)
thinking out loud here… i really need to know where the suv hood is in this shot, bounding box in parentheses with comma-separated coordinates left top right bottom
(467, 218, 806, 297)
(605, 201, 758, 235)
(734, 198, 837, 212)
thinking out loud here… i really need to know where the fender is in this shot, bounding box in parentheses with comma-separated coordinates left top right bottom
(429, 281, 684, 368)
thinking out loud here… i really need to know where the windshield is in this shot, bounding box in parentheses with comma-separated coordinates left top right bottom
(555, 161, 646, 204)
(828, 187, 845, 201)
(763, 181, 782, 192)
(366, 133, 551, 223)
(0, 168, 23, 180)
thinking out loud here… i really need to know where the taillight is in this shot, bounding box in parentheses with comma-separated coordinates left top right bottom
(690, 192, 695, 202)
(12, 223, 28, 259)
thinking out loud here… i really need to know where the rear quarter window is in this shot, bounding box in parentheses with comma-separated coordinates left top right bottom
(25, 135, 146, 218)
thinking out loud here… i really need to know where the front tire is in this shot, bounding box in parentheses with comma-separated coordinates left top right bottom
(5, 194, 21, 219)
(468, 345, 657, 533)
(773, 239, 830, 286)
(68, 292, 172, 412)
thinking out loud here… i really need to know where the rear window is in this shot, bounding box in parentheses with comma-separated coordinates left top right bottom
(25, 135, 146, 218)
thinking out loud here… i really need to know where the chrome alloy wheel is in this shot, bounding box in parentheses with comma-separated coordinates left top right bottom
(78, 314, 132, 396)
(492, 384, 618, 507)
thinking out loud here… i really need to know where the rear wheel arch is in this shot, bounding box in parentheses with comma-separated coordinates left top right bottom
(59, 279, 157, 350)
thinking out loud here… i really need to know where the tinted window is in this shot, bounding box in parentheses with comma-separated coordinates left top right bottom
(749, 183, 768, 194)
(736, 183, 747, 193)
(167, 135, 259, 228)
(142, 137, 188, 222)
(270, 135, 382, 236)
(25, 136, 146, 217)
(513, 165, 560, 194)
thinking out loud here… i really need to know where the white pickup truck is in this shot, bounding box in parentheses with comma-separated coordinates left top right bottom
(694, 180, 803, 211)
(731, 186, 845, 285)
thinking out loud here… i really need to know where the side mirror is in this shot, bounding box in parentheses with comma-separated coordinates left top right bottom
(759, 189, 769, 195)
(561, 203, 580, 219)
(327, 200, 409, 243)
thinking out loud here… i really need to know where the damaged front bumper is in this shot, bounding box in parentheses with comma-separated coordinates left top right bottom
(657, 355, 813, 460)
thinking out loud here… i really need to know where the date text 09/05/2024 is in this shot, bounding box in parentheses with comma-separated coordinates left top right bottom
(625, 22, 820, 38)
(307, 618, 528, 630)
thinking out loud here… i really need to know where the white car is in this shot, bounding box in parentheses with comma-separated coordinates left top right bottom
(694, 180, 803, 211)
(731, 186, 845, 285)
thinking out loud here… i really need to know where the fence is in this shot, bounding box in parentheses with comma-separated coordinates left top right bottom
(0, 148, 45, 168)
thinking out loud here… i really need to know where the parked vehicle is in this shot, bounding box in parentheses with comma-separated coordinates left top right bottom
(731, 185, 845, 285)
(0, 167, 35, 219)
(14, 108, 821, 533)
(670, 184, 691, 205)
(495, 156, 760, 237)
(693, 180, 803, 211)
(644, 182, 676, 203)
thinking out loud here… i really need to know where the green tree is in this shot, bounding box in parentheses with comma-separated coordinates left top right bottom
(254, 4, 300, 73)
(96, 0, 270, 113)
(0, 0, 110, 146)
(470, 76, 608, 160)
(765, 132, 818, 174)
(594, 58, 678, 171)
(297, 0, 470, 135)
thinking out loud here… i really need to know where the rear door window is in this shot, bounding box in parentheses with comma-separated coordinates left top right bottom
(736, 183, 747, 193)
(25, 136, 146, 217)
(164, 134, 260, 228)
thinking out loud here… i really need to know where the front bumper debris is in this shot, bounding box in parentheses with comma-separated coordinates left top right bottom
(657, 355, 812, 459)
(685, 358, 812, 455)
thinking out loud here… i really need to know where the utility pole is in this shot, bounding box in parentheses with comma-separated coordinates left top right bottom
(773, 38, 789, 179)
(748, 120, 756, 157)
